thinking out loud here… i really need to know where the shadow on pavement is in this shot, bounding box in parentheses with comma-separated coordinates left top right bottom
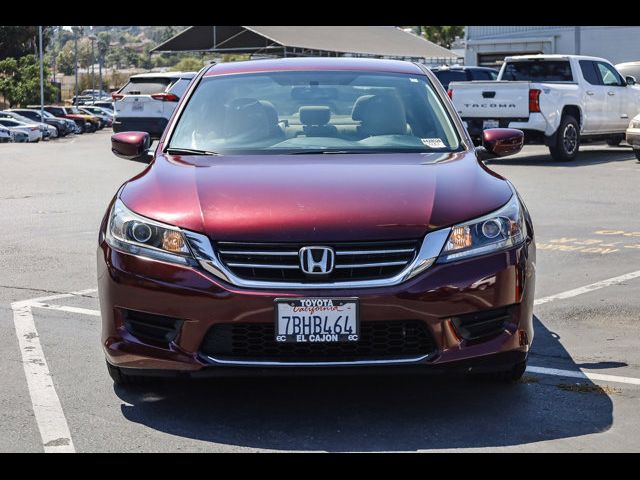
(486, 147, 637, 167)
(114, 315, 613, 451)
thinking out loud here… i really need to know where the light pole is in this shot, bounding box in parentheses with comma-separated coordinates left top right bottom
(39, 26, 44, 119)
(89, 34, 97, 102)
(74, 31, 78, 105)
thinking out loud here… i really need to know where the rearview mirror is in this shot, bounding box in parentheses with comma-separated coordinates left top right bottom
(111, 132, 152, 162)
(476, 128, 524, 160)
(626, 75, 637, 86)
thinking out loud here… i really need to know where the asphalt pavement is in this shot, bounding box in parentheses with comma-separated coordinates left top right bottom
(1, 131, 639, 452)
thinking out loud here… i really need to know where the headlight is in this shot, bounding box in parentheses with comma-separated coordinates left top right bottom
(105, 198, 196, 265)
(630, 119, 640, 129)
(438, 194, 526, 263)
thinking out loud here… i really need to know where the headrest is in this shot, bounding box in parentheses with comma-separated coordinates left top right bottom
(351, 94, 407, 136)
(223, 98, 279, 139)
(299, 106, 331, 126)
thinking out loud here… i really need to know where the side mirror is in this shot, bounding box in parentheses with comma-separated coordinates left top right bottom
(476, 128, 524, 160)
(625, 75, 636, 86)
(111, 131, 152, 162)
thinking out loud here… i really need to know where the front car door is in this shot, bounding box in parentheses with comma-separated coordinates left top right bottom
(578, 60, 606, 134)
(595, 61, 630, 131)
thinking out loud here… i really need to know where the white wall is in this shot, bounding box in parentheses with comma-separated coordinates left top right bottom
(465, 26, 640, 66)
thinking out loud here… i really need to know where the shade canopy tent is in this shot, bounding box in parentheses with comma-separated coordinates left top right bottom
(151, 26, 459, 62)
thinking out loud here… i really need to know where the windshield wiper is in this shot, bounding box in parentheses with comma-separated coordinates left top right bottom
(165, 147, 220, 156)
(286, 149, 374, 155)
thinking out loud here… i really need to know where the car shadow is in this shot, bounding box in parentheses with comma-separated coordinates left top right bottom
(114, 315, 613, 451)
(486, 146, 637, 167)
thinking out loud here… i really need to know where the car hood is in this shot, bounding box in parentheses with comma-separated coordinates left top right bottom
(119, 151, 512, 242)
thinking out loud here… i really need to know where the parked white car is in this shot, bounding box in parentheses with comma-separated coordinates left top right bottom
(0, 125, 11, 143)
(626, 113, 640, 161)
(112, 71, 196, 139)
(0, 111, 52, 140)
(0, 118, 43, 142)
(449, 54, 640, 161)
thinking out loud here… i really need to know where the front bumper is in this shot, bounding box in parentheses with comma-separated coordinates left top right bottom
(463, 113, 550, 143)
(98, 235, 536, 375)
(626, 126, 640, 149)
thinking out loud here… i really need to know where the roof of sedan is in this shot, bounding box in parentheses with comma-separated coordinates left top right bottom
(203, 57, 425, 77)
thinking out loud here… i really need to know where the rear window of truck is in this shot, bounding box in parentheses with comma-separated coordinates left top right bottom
(120, 78, 174, 95)
(501, 61, 574, 82)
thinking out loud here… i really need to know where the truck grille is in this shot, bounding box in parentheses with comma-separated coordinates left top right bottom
(200, 320, 436, 362)
(215, 240, 419, 283)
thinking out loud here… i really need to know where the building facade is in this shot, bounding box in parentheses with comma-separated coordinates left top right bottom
(465, 26, 640, 67)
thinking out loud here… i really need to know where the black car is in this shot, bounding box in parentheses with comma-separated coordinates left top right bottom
(7, 109, 73, 137)
(430, 66, 499, 90)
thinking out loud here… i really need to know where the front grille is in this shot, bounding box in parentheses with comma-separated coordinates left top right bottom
(200, 320, 436, 362)
(451, 306, 514, 340)
(121, 309, 183, 344)
(216, 239, 420, 283)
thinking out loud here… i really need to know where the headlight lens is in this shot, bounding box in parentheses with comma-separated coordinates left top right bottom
(631, 119, 640, 129)
(438, 194, 525, 263)
(105, 198, 195, 265)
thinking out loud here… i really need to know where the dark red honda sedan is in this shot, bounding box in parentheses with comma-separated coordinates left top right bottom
(98, 58, 535, 386)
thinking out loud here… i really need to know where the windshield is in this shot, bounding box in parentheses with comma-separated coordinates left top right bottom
(168, 71, 461, 155)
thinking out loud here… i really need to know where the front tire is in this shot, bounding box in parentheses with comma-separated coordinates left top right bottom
(606, 135, 623, 146)
(635, 149, 640, 161)
(549, 115, 580, 161)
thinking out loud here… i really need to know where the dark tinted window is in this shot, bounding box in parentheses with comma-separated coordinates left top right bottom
(45, 107, 66, 116)
(14, 110, 39, 120)
(579, 60, 600, 85)
(121, 77, 173, 95)
(470, 69, 497, 80)
(432, 70, 467, 88)
(501, 60, 574, 82)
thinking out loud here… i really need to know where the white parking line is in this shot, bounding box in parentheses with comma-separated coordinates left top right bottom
(31, 303, 101, 317)
(534, 270, 640, 306)
(527, 366, 640, 386)
(9, 288, 96, 453)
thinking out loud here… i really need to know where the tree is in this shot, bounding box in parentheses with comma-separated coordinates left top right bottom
(416, 26, 464, 48)
(0, 26, 52, 59)
(171, 57, 203, 72)
(0, 55, 59, 107)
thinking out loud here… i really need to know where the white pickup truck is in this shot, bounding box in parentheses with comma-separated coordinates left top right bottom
(449, 54, 640, 161)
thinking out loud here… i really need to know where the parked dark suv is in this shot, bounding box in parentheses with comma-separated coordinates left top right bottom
(100, 58, 534, 387)
(430, 65, 499, 90)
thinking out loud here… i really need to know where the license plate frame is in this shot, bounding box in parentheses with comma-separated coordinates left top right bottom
(274, 297, 359, 344)
(483, 119, 499, 130)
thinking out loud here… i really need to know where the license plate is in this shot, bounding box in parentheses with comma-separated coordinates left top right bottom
(274, 298, 359, 343)
(483, 119, 499, 129)
(132, 102, 143, 112)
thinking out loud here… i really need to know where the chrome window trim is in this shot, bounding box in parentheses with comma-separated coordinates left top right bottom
(183, 228, 451, 290)
(201, 353, 434, 367)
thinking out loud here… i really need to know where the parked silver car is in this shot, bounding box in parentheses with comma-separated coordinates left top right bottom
(626, 113, 640, 161)
(0, 125, 11, 143)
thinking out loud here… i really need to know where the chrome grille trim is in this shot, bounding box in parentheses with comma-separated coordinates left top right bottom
(183, 228, 452, 290)
(335, 261, 407, 269)
(335, 248, 415, 255)
(226, 262, 299, 269)
(218, 250, 299, 256)
(216, 240, 419, 283)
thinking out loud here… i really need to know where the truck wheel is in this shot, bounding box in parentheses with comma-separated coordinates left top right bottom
(606, 135, 623, 146)
(549, 115, 580, 161)
(635, 149, 640, 161)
